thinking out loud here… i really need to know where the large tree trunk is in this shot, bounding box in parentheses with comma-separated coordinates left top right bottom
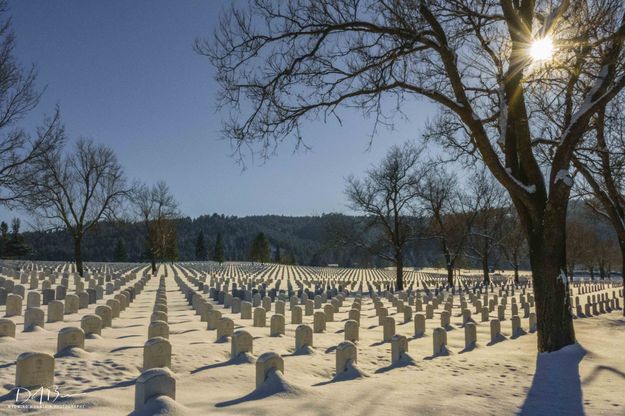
(145, 219, 157, 275)
(395, 251, 404, 291)
(441, 240, 454, 287)
(446, 262, 454, 288)
(513, 264, 519, 285)
(74, 237, 83, 277)
(482, 254, 490, 286)
(527, 215, 576, 353)
(621, 247, 625, 316)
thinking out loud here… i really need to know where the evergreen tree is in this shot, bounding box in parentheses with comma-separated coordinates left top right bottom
(114, 238, 128, 262)
(284, 248, 296, 265)
(250, 232, 270, 263)
(275, 245, 281, 263)
(195, 230, 207, 260)
(4, 218, 30, 259)
(214, 232, 225, 263)
(0, 221, 7, 258)
(310, 252, 322, 267)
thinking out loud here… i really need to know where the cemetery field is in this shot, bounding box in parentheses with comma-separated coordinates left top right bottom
(0, 262, 624, 415)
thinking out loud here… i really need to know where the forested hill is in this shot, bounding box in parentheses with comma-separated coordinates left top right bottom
(21, 213, 437, 267)
(19, 202, 614, 268)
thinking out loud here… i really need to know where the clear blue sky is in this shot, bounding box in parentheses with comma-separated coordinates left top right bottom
(6, 0, 436, 223)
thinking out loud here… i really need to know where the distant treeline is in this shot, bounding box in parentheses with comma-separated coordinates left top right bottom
(18, 202, 614, 270)
(21, 213, 438, 267)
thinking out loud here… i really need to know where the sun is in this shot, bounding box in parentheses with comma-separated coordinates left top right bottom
(529, 37, 554, 61)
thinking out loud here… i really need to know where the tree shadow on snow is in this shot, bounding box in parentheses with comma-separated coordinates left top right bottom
(606, 318, 625, 328)
(83, 378, 136, 393)
(518, 342, 586, 416)
(582, 364, 625, 385)
(109, 345, 142, 353)
(170, 329, 199, 335)
(116, 334, 140, 339)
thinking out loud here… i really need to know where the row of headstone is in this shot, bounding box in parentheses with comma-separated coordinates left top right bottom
(0, 263, 142, 308)
(144, 276, 171, 371)
(10, 271, 153, 398)
(175, 266, 352, 342)
(573, 289, 623, 317)
(2, 275, 145, 337)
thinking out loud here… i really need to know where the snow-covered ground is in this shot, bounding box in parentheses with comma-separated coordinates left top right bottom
(0, 264, 623, 415)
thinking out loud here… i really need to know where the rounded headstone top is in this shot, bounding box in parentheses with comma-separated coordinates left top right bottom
(137, 367, 175, 383)
(257, 351, 281, 363)
(145, 336, 169, 347)
(17, 351, 53, 361)
(59, 326, 84, 335)
(337, 341, 356, 351)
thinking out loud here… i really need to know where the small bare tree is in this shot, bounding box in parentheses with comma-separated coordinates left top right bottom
(499, 208, 528, 284)
(595, 233, 619, 279)
(465, 169, 509, 285)
(570, 215, 620, 280)
(344, 142, 425, 290)
(418, 163, 477, 287)
(573, 93, 625, 295)
(131, 181, 179, 274)
(566, 218, 594, 279)
(151, 217, 178, 265)
(21, 138, 128, 276)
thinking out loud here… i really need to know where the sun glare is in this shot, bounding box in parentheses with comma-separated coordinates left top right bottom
(530, 37, 554, 61)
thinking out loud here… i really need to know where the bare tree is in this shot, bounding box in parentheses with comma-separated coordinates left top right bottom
(131, 181, 179, 274)
(595, 233, 619, 279)
(499, 208, 528, 284)
(21, 138, 128, 276)
(202, 0, 625, 351)
(0, 1, 63, 204)
(418, 163, 476, 287)
(344, 142, 425, 290)
(573, 93, 625, 297)
(575, 214, 621, 280)
(465, 169, 509, 285)
(151, 217, 178, 265)
(566, 218, 594, 279)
